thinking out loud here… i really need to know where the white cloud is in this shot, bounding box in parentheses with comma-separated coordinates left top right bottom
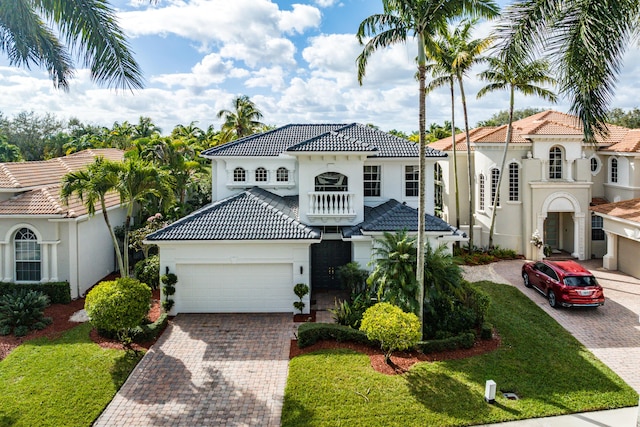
(151, 53, 235, 87)
(245, 67, 285, 91)
(278, 4, 322, 34)
(314, 0, 339, 7)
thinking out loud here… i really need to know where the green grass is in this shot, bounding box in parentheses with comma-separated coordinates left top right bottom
(283, 281, 638, 427)
(0, 323, 143, 427)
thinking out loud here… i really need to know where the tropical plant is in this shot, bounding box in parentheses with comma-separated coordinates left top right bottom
(495, 0, 640, 142)
(336, 262, 369, 297)
(329, 294, 373, 329)
(360, 302, 421, 364)
(356, 0, 499, 335)
(134, 255, 160, 290)
(0, 0, 143, 90)
(216, 95, 266, 141)
(367, 230, 418, 314)
(61, 157, 125, 274)
(0, 136, 22, 162)
(129, 213, 168, 259)
(0, 290, 52, 337)
(477, 55, 557, 248)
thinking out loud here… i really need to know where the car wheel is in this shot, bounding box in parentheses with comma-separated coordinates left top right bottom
(548, 290, 558, 308)
(523, 272, 532, 288)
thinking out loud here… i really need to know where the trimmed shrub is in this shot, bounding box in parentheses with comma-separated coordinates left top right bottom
(360, 302, 421, 362)
(85, 277, 151, 334)
(297, 323, 373, 348)
(134, 255, 160, 290)
(129, 313, 169, 342)
(0, 281, 71, 304)
(417, 332, 476, 354)
(160, 272, 177, 312)
(480, 322, 494, 340)
(0, 290, 52, 337)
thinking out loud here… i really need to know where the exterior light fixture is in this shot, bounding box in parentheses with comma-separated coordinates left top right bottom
(300, 266, 303, 275)
(485, 380, 496, 404)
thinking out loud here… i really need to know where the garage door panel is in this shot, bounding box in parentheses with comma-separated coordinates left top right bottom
(176, 263, 293, 313)
(618, 238, 640, 279)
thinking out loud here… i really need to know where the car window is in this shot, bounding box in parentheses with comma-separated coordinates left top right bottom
(534, 262, 545, 271)
(564, 276, 598, 287)
(540, 265, 559, 281)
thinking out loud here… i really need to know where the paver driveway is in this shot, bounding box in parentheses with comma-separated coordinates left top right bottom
(94, 313, 294, 427)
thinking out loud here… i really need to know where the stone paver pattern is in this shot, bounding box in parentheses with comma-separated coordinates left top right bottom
(94, 313, 295, 427)
(463, 259, 640, 394)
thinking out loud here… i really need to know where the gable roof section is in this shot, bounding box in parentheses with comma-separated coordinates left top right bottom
(601, 129, 640, 153)
(201, 123, 446, 158)
(0, 149, 125, 190)
(343, 199, 462, 237)
(591, 198, 640, 224)
(146, 187, 321, 241)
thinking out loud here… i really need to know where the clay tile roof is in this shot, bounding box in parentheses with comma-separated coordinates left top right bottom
(591, 198, 640, 224)
(0, 148, 124, 189)
(602, 129, 640, 153)
(0, 184, 121, 218)
(590, 197, 609, 206)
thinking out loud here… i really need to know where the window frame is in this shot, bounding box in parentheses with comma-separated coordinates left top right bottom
(276, 167, 289, 182)
(233, 167, 246, 182)
(508, 162, 519, 202)
(404, 165, 419, 198)
(315, 172, 348, 192)
(479, 173, 485, 211)
(490, 168, 500, 207)
(434, 163, 443, 216)
(255, 167, 267, 182)
(14, 228, 41, 282)
(611, 158, 618, 183)
(549, 146, 563, 180)
(363, 165, 381, 197)
(591, 214, 605, 241)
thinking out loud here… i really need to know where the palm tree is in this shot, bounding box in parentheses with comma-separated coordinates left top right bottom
(477, 55, 557, 248)
(495, 1, 640, 142)
(356, 0, 499, 335)
(61, 157, 125, 274)
(217, 96, 266, 140)
(0, 0, 143, 90)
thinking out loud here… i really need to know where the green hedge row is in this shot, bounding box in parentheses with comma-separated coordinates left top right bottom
(297, 323, 374, 348)
(417, 332, 476, 354)
(97, 312, 169, 343)
(0, 282, 71, 304)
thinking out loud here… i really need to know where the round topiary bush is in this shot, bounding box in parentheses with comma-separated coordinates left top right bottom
(85, 277, 151, 334)
(359, 302, 421, 363)
(134, 255, 160, 289)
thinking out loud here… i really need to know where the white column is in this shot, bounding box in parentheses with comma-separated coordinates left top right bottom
(541, 160, 547, 182)
(572, 213, 586, 260)
(3, 243, 11, 282)
(50, 243, 58, 281)
(567, 159, 575, 182)
(40, 243, 49, 282)
(0, 244, 3, 279)
(603, 231, 618, 270)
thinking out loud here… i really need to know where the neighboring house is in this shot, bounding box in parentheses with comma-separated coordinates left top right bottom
(0, 149, 125, 299)
(430, 110, 640, 278)
(147, 124, 465, 314)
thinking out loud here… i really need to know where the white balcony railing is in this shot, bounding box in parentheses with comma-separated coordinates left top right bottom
(308, 191, 356, 217)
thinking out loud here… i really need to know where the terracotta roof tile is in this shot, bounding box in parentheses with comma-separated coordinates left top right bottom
(601, 129, 640, 153)
(591, 198, 640, 224)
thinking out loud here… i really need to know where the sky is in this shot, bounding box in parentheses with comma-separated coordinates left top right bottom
(1, 0, 640, 134)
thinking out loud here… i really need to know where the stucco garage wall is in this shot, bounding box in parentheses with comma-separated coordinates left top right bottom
(618, 237, 640, 279)
(157, 241, 313, 314)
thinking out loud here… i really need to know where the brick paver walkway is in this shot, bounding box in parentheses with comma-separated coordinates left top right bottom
(465, 259, 640, 394)
(94, 313, 295, 427)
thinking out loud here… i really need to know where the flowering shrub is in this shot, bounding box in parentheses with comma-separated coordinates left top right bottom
(530, 230, 543, 249)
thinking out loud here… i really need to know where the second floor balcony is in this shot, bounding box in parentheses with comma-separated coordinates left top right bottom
(307, 191, 356, 220)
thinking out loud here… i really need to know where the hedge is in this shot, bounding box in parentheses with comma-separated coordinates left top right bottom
(0, 282, 71, 304)
(129, 313, 169, 342)
(297, 323, 374, 348)
(417, 332, 476, 354)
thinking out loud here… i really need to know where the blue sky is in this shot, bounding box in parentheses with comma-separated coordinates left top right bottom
(1, 0, 639, 134)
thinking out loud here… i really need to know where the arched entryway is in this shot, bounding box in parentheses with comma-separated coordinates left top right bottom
(537, 192, 586, 260)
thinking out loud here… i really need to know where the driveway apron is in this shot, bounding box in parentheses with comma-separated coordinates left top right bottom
(94, 313, 294, 427)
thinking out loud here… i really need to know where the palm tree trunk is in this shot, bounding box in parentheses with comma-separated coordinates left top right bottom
(123, 204, 135, 277)
(458, 77, 474, 248)
(416, 34, 427, 340)
(488, 85, 515, 248)
(449, 78, 460, 229)
(100, 197, 125, 274)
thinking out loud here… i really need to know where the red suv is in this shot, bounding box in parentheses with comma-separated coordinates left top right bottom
(521, 260, 605, 308)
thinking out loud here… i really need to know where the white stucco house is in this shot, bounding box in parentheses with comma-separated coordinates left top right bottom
(147, 124, 466, 314)
(0, 149, 126, 299)
(430, 110, 640, 278)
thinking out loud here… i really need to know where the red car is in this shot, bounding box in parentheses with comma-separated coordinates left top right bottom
(521, 260, 605, 308)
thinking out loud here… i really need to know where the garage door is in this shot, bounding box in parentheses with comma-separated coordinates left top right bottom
(175, 263, 293, 313)
(618, 237, 640, 279)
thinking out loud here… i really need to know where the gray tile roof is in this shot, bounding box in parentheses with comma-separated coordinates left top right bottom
(201, 123, 447, 158)
(343, 199, 463, 237)
(147, 187, 321, 241)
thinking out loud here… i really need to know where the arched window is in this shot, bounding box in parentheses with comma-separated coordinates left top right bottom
(590, 157, 598, 172)
(15, 228, 41, 282)
(491, 168, 500, 207)
(549, 146, 563, 179)
(255, 167, 267, 182)
(434, 163, 443, 216)
(233, 167, 246, 182)
(479, 174, 485, 211)
(315, 172, 348, 192)
(276, 167, 289, 182)
(509, 162, 519, 201)
(611, 158, 618, 183)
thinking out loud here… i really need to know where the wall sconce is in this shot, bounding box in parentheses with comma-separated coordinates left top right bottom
(165, 266, 169, 274)
(300, 265, 304, 275)
(485, 380, 496, 404)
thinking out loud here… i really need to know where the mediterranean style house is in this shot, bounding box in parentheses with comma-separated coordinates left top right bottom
(430, 110, 640, 279)
(147, 124, 466, 314)
(0, 149, 125, 298)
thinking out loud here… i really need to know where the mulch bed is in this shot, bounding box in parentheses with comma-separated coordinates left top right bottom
(289, 333, 501, 375)
(0, 288, 164, 360)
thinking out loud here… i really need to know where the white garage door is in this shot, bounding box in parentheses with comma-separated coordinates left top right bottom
(618, 237, 640, 279)
(175, 263, 293, 313)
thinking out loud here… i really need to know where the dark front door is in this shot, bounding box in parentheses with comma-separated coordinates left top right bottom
(311, 240, 352, 290)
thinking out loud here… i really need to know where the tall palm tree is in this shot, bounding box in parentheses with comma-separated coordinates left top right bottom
(217, 96, 266, 140)
(0, 0, 143, 90)
(61, 157, 125, 274)
(477, 55, 557, 248)
(356, 0, 499, 334)
(495, 0, 640, 142)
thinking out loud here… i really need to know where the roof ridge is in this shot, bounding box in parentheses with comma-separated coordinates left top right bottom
(40, 185, 65, 214)
(0, 163, 19, 187)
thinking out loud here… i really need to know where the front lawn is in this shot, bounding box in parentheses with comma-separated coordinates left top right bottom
(283, 281, 638, 427)
(0, 323, 142, 427)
